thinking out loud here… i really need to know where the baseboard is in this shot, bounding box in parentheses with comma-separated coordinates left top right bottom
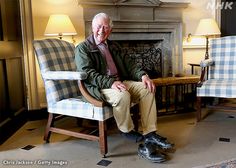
(0, 108, 48, 144)
(27, 108, 48, 121)
(0, 109, 27, 144)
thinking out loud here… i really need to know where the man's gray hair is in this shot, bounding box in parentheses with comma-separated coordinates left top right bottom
(92, 13, 113, 28)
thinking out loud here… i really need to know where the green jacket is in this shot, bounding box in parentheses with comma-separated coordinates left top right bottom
(74, 35, 146, 101)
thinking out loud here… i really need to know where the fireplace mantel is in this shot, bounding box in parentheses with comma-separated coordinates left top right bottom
(78, 0, 189, 8)
(78, 0, 189, 76)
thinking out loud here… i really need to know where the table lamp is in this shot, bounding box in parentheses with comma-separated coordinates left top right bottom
(195, 18, 221, 59)
(44, 14, 77, 42)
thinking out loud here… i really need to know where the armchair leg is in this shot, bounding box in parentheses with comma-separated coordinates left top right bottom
(44, 113, 54, 142)
(196, 97, 202, 122)
(99, 121, 107, 157)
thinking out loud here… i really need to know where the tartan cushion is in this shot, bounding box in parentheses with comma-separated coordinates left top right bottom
(209, 36, 236, 79)
(197, 79, 236, 98)
(33, 39, 79, 105)
(48, 97, 113, 121)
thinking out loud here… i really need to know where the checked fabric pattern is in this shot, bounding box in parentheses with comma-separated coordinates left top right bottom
(33, 39, 113, 121)
(197, 36, 236, 98)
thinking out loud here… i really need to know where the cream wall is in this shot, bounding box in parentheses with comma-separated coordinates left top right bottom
(31, 0, 217, 108)
(181, 0, 218, 75)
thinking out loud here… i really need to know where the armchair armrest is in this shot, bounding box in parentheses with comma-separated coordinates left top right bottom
(42, 71, 87, 80)
(42, 71, 104, 107)
(197, 59, 214, 87)
(78, 81, 105, 107)
(200, 59, 214, 68)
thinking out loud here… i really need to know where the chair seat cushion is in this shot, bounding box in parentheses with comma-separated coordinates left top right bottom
(197, 79, 236, 98)
(48, 97, 113, 121)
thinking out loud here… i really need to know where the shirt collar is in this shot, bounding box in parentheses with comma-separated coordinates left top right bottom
(93, 35, 107, 46)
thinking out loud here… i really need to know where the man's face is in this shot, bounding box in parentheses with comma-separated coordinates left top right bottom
(92, 17, 112, 44)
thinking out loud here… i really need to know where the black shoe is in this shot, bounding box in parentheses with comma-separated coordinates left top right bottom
(144, 132, 174, 150)
(120, 130, 144, 143)
(138, 143, 166, 163)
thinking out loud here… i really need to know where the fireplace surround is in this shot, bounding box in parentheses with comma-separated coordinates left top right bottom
(78, 0, 189, 77)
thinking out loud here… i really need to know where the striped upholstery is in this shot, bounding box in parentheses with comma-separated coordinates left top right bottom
(197, 36, 236, 98)
(33, 39, 113, 121)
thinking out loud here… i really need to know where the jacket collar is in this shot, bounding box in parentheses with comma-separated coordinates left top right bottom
(85, 34, 112, 52)
(85, 34, 98, 52)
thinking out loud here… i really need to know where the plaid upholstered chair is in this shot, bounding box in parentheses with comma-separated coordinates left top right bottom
(33, 39, 114, 157)
(196, 36, 236, 121)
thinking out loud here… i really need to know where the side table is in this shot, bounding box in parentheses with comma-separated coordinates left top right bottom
(188, 63, 200, 75)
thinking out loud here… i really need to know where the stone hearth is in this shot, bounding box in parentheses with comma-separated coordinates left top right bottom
(78, 0, 189, 77)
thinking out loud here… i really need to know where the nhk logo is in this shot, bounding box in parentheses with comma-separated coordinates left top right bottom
(207, 1, 234, 10)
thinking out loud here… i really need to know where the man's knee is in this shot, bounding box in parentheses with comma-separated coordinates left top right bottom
(119, 91, 131, 102)
(113, 90, 131, 106)
(141, 87, 155, 99)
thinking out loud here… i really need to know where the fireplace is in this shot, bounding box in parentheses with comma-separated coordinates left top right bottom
(115, 39, 163, 78)
(110, 31, 172, 77)
(78, 0, 189, 77)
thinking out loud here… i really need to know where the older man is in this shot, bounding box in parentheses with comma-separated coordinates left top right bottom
(75, 12, 174, 163)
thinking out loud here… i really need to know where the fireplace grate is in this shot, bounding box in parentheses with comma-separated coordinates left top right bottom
(115, 40, 162, 78)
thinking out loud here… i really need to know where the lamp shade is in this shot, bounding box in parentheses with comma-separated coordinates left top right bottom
(44, 14, 77, 37)
(195, 18, 221, 36)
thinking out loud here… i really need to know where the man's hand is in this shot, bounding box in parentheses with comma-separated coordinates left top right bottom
(111, 81, 127, 91)
(141, 74, 156, 93)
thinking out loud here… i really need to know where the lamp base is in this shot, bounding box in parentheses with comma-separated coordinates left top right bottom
(205, 36, 209, 60)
